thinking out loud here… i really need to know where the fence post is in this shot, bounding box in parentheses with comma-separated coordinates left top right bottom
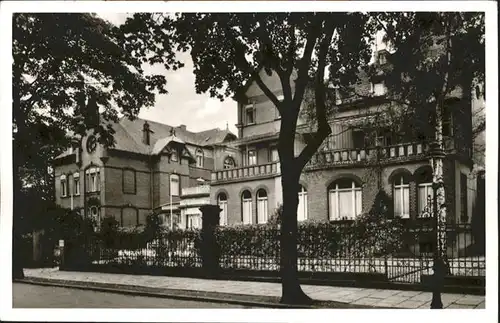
(199, 205, 221, 278)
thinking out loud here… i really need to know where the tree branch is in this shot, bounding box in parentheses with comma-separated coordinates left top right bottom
(292, 18, 322, 108)
(295, 19, 335, 170)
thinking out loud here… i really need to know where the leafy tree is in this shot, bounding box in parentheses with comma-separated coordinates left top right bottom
(12, 13, 180, 279)
(121, 12, 376, 303)
(377, 12, 485, 262)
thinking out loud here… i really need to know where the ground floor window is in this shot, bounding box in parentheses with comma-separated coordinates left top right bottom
(241, 190, 252, 224)
(298, 185, 308, 221)
(393, 174, 410, 218)
(256, 189, 268, 224)
(328, 179, 362, 221)
(187, 214, 201, 229)
(217, 193, 228, 226)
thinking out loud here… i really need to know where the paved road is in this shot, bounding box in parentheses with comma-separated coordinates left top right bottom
(13, 283, 251, 308)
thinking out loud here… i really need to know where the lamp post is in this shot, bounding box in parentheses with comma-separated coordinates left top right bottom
(429, 142, 447, 309)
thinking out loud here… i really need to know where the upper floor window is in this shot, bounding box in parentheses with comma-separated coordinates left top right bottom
(73, 172, 80, 196)
(245, 104, 255, 125)
(60, 175, 67, 197)
(328, 179, 362, 221)
(170, 174, 180, 196)
(270, 147, 279, 162)
(371, 82, 386, 96)
(196, 149, 204, 168)
(123, 169, 136, 194)
(223, 156, 236, 169)
(85, 167, 100, 192)
(248, 150, 257, 166)
(171, 149, 178, 162)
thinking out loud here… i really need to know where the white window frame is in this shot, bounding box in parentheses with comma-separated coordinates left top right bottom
(196, 149, 204, 168)
(170, 174, 180, 196)
(60, 175, 67, 197)
(242, 191, 253, 225)
(394, 175, 410, 219)
(298, 185, 308, 222)
(418, 182, 433, 217)
(245, 104, 255, 125)
(270, 147, 279, 162)
(73, 172, 80, 196)
(329, 181, 363, 221)
(256, 189, 268, 224)
(217, 193, 228, 226)
(85, 167, 100, 193)
(247, 149, 257, 166)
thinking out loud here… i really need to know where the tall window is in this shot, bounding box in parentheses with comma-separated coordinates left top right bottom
(73, 172, 80, 196)
(256, 189, 268, 224)
(460, 173, 468, 222)
(187, 214, 201, 229)
(196, 149, 204, 168)
(248, 150, 257, 166)
(416, 169, 433, 217)
(85, 167, 100, 192)
(217, 193, 228, 226)
(393, 174, 410, 218)
(328, 179, 362, 221)
(223, 156, 236, 169)
(170, 174, 180, 196)
(122, 169, 136, 194)
(245, 104, 255, 125)
(241, 190, 252, 225)
(298, 185, 308, 221)
(60, 175, 67, 197)
(270, 147, 279, 162)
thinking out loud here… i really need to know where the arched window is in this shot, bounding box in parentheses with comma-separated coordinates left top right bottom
(217, 193, 228, 226)
(298, 185, 308, 221)
(328, 179, 362, 221)
(393, 174, 410, 218)
(256, 189, 268, 224)
(196, 149, 204, 168)
(241, 190, 252, 225)
(60, 174, 67, 197)
(73, 172, 80, 196)
(89, 206, 100, 229)
(223, 156, 236, 169)
(416, 169, 433, 217)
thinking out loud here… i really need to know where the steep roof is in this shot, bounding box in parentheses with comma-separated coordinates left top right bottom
(54, 117, 236, 160)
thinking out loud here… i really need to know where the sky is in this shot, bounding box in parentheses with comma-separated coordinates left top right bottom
(98, 13, 237, 135)
(98, 13, 388, 136)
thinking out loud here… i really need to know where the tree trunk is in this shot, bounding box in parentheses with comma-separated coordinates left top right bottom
(12, 171, 25, 279)
(279, 166, 312, 305)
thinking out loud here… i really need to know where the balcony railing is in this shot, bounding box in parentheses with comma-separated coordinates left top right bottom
(308, 142, 430, 167)
(211, 162, 281, 182)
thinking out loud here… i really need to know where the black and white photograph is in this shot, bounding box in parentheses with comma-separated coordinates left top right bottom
(0, 1, 497, 322)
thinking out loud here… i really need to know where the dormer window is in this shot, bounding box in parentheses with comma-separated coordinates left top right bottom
(171, 149, 178, 162)
(371, 82, 386, 96)
(142, 122, 151, 145)
(245, 103, 255, 125)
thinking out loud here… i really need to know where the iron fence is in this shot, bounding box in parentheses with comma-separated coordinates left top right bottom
(64, 219, 485, 288)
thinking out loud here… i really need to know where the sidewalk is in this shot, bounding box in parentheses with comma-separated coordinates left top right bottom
(21, 268, 485, 309)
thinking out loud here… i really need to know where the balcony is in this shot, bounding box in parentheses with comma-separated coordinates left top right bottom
(211, 162, 281, 184)
(307, 142, 430, 169)
(180, 197, 211, 208)
(181, 185, 210, 197)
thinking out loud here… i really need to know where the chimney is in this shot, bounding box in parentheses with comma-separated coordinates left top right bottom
(142, 121, 150, 145)
(178, 124, 187, 131)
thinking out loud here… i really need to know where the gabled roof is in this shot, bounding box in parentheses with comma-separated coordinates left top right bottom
(54, 117, 237, 160)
